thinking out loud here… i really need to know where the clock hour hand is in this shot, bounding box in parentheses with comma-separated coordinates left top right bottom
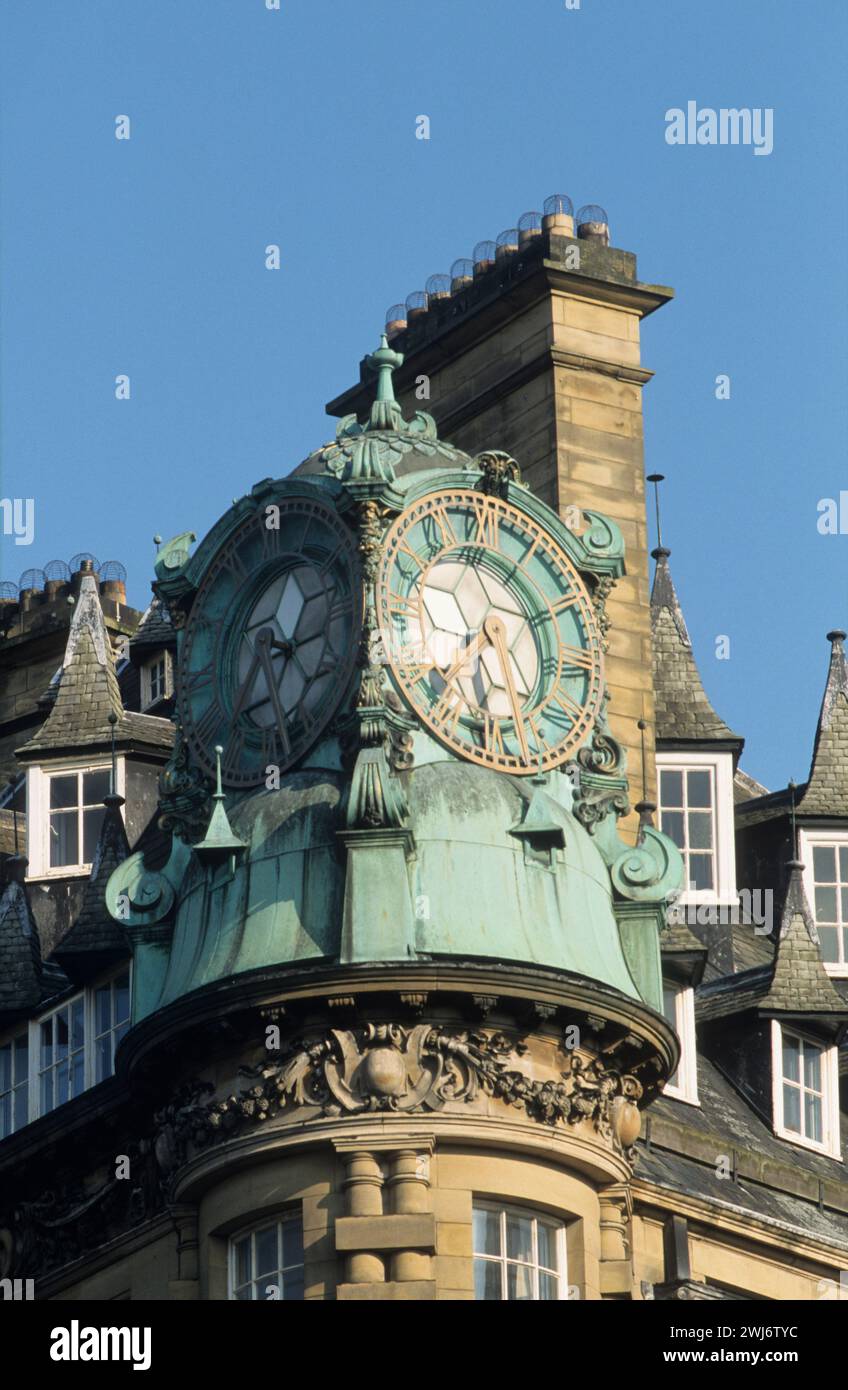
(231, 628, 291, 757)
(483, 615, 531, 765)
(436, 627, 488, 688)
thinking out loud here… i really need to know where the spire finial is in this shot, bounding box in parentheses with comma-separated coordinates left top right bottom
(214, 743, 224, 798)
(634, 717, 656, 839)
(647, 473, 667, 557)
(194, 743, 246, 866)
(365, 334, 405, 431)
(787, 779, 798, 861)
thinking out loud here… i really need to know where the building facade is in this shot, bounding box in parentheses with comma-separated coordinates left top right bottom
(1, 202, 847, 1302)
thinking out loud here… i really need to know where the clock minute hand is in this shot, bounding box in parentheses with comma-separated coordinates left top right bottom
(483, 615, 531, 765)
(255, 629, 292, 757)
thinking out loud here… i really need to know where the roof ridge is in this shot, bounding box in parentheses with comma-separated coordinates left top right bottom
(650, 547, 743, 747)
(799, 629, 848, 815)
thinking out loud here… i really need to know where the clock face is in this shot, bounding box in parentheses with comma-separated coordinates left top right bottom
(178, 495, 360, 787)
(375, 488, 603, 774)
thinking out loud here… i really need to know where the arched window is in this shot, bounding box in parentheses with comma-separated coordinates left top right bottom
(229, 1212, 304, 1301)
(472, 1201, 567, 1301)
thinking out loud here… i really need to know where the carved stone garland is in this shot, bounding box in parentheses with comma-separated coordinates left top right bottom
(152, 1025, 644, 1174)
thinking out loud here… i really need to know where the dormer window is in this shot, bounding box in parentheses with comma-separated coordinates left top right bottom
(800, 832, 848, 976)
(48, 769, 109, 870)
(0, 966, 131, 1137)
(661, 979, 699, 1105)
(26, 760, 124, 878)
(771, 1021, 841, 1158)
(141, 652, 172, 710)
(657, 752, 736, 904)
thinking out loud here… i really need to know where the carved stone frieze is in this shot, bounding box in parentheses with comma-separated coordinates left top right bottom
(151, 1024, 645, 1170)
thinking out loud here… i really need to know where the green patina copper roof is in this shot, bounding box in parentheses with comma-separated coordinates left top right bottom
(107, 336, 682, 1027)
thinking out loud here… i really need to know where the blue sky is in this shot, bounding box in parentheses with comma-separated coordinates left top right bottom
(1, 0, 846, 790)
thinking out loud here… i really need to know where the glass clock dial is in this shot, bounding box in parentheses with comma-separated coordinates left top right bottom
(375, 488, 603, 774)
(178, 495, 360, 788)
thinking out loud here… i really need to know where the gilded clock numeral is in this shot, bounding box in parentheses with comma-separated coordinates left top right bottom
(432, 683, 465, 734)
(560, 644, 595, 670)
(387, 590, 418, 623)
(483, 714, 505, 757)
(426, 504, 458, 549)
(472, 497, 500, 549)
(399, 661, 429, 688)
(549, 684, 585, 725)
(550, 592, 581, 615)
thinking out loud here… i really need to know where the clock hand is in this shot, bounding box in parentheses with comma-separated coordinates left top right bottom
(436, 627, 489, 688)
(255, 630, 292, 757)
(483, 615, 531, 765)
(231, 646, 263, 722)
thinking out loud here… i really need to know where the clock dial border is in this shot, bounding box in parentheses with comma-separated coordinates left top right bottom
(375, 487, 604, 775)
(177, 493, 361, 789)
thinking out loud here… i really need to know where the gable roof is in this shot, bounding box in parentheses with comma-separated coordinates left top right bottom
(798, 629, 848, 817)
(15, 571, 173, 761)
(698, 861, 847, 1032)
(650, 547, 743, 752)
(0, 861, 70, 1023)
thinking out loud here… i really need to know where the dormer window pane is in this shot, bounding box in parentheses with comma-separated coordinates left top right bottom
(687, 770, 711, 807)
(780, 1030, 824, 1144)
(808, 837, 848, 970)
(50, 775, 78, 809)
(83, 770, 110, 803)
(659, 765, 716, 895)
(46, 766, 110, 870)
(50, 812, 79, 867)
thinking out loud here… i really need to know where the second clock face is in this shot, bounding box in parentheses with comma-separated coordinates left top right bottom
(375, 488, 603, 774)
(177, 494, 360, 787)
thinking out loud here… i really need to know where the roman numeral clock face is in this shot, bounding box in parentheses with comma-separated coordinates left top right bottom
(375, 488, 603, 774)
(177, 496, 360, 788)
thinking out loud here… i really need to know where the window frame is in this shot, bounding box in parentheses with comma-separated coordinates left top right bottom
(800, 829, 848, 978)
(141, 651, 173, 710)
(771, 1020, 841, 1159)
(227, 1210, 305, 1301)
(0, 1029, 30, 1141)
(656, 751, 737, 906)
(472, 1199, 568, 1302)
(0, 964, 132, 1136)
(25, 757, 125, 879)
(661, 980, 700, 1106)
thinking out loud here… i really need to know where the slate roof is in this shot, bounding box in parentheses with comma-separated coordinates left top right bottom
(53, 796, 131, 976)
(734, 767, 769, 804)
(129, 598, 175, 655)
(0, 863, 70, 1022)
(798, 630, 848, 816)
(15, 573, 173, 760)
(697, 862, 847, 1028)
(650, 547, 743, 750)
(640, 1054, 848, 1251)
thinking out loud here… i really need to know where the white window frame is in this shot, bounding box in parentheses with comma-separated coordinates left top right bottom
(661, 980, 699, 1105)
(141, 651, 173, 710)
(771, 1020, 841, 1159)
(228, 1211, 305, 1301)
(472, 1199, 568, 1301)
(0, 965, 131, 1135)
(25, 757, 125, 879)
(799, 829, 848, 978)
(0, 1028, 30, 1141)
(656, 751, 737, 907)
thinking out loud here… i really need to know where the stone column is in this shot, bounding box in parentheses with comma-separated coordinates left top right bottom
(341, 1150, 385, 1284)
